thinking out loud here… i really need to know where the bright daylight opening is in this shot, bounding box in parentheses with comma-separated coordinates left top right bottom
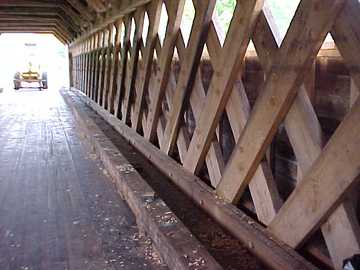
(0, 33, 69, 96)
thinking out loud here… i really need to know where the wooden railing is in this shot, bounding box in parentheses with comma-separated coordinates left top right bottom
(69, 1, 360, 269)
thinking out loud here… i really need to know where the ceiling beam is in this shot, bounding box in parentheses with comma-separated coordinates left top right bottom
(0, 3, 88, 29)
(0, 21, 74, 39)
(66, 0, 95, 22)
(0, 14, 81, 35)
(70, 0, 151, 45)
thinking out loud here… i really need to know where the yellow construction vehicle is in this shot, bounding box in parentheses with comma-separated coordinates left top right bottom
(13, 43, 48, 90)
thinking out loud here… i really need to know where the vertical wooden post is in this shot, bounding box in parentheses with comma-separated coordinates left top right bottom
(114, 16, 132, 119)
(89, 35, 96, 100)
(107, 20, 122, 114)
(102, 25, 114, 109)
(94, 32, 102, 102)
(68, 51, 73, 88)
(97, 29, 107, 105)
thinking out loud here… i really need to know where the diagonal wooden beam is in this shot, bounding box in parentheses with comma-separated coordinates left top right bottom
(143, 0, 186, 141)
(208, 18, 283, 224)
(182, 0, 264, 173)
(253, 5, 360, 269)
(131, 0, 162, 131)
(122, 8, 146, 124)
(268, 96, 360, 248)
(160, 32, 226, 189)
(216, 0, 345, 203)
(69, 88, 319, 270)
(331, 0, 360, 93)
(160, 0, 216, 154)
(113, 16, 132, 118)
(107, 20, 123, 114)
(71, 0, 152, 46)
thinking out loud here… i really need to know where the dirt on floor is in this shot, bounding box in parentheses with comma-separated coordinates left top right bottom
(0, 89, 168, 270)
(78, 100, 267, 270)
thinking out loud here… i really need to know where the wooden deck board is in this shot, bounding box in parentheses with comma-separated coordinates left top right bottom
(0, 89, 167, 270)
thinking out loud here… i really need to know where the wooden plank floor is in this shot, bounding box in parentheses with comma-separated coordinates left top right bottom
(0, 89, 167, 270)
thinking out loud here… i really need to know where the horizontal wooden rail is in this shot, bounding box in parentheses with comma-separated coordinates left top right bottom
(68, 1, 360, 269)
(70, 88, 319, 270)
(62, 90, 223, 270)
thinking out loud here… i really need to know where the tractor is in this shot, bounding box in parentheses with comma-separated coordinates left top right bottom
(13, 43, 48, 90)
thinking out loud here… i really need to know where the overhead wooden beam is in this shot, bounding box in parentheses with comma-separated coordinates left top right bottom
(0, 5, 85, 30)
(0, 14, 80, 35)
(66, 0, 95, 22)
(87, 0, 108, 13)
(0, 11, 81, 34)
(0, 0, 90, 27)
(0, 21, 74, 39)
(0, 6, 83, 36)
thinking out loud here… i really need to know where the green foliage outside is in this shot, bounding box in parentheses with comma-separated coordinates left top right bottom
(180, 0, 311, 42)
(214, 0, 237, 32)
(265, 0, 300, 37)
(182, 0, 300, 36)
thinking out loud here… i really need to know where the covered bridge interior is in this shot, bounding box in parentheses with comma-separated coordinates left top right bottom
(0, 0, 360, 269)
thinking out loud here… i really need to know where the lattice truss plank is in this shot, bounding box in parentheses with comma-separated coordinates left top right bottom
(69, 0, 360, 269)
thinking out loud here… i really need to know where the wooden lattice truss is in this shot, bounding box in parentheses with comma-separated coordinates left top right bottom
(69, 0, 360, 269)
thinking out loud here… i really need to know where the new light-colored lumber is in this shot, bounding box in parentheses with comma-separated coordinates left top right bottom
(101, 25, 114, 109)
(71, 88, 319, 270)
(217, 0, 345, 203)
(254, 6, 360, 269)
(113, 16, 132, 118)
(183, 0, 264, 174)
(122, 8, 146, 124)
(160, 0, 216, 155)
(269, 96, 360, 248)
(131, 0, 162, 131)
(107, 20, 122, 113)
(144, 0, 186, 142)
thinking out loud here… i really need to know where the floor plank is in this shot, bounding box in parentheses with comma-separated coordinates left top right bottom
(0, 88, 167, 270)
